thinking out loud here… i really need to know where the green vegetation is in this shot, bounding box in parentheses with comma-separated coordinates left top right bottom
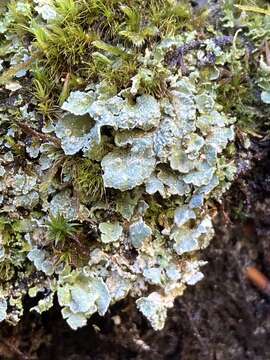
(0, 0, 270, 332)
(72, 158, 105, 203)
(1, 0, 195, 115)
(47, 214, 78, 245)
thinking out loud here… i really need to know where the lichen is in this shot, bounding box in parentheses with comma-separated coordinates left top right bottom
(0, 0, 268, 332)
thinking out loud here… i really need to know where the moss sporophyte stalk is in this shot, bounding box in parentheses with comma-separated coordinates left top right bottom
(0, 0, 269, 330)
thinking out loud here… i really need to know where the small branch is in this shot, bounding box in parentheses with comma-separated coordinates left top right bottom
(16, 122, 61, 147)
(0, 51, 41, 86)
(265, 41, 270, 66)
(246, 266, 270, 295)
(0, 59, 33, 86)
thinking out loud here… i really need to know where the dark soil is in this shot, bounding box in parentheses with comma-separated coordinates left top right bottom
(1, 139, 270, 360)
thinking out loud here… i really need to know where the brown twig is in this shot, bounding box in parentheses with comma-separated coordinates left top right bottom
(16, 122, 61, 147)
(265, 40, 270, 66)
(0, 51, 41, 86)
(246, 266, 270, 295)
(0, 59, 33, 86)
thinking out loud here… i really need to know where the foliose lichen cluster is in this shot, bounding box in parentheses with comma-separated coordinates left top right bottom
(0, 0, 269, 330)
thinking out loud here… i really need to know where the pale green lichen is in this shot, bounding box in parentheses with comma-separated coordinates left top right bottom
(27, 248, 54, 275)
(101, 150, 156, 191)
(0, 298, 7, 322)
(129, 219, 152, 249)
(57, 272, 111, 330)
(0, 0, 265, 332)
(99, 222, 123, 243)
(136, 292, 170, 331)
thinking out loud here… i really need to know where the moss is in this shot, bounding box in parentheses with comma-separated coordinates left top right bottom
(47, 214, 78, 246)
(72, 158, 105, 204)
(22, 0, 193, 108)
(46, 214, 92, 267)
(31, 65, 60, 119)
(0, 0, 198, 118)
(2, 0, 270, 331)
(0, 217, 29, 282)
(144, 196, 175, 229)
(216, 2, 270, 133)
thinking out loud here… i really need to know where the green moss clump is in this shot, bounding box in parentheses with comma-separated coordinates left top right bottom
(72, 158, 105, 203)
(47, 214, 78, 245)
(5, 0, 192, 108)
